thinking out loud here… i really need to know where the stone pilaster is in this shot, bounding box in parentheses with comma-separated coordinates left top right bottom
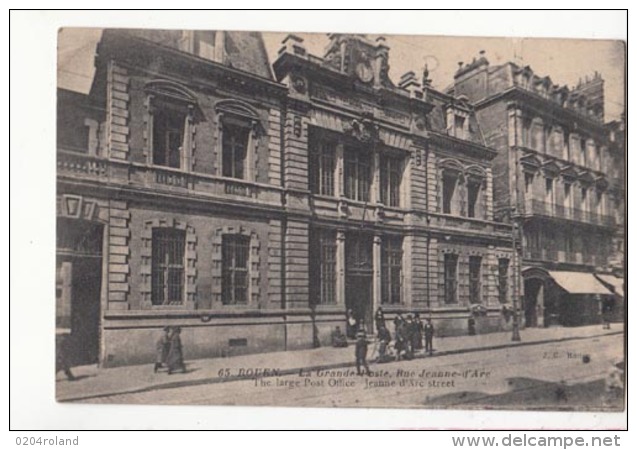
(107, 61, 130, 161)
(107, 200, 130, 309)
(284, 220, 309, 307)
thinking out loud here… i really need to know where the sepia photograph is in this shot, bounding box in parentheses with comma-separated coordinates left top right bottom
(53, 24, 626, 413)
(9, 10, 629, 435)
(55, 23, 625, 411)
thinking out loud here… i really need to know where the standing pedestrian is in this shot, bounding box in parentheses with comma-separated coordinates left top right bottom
(346, 309, 357, 339)
(395, 315, 408, 361)
(355, 329, 371, 376)
(166, 326, 186, 375)
(424, 318, 434, 356)
(154, 326, 171, 373)
(405, 314, 416, 360)
(413, 313, 424, 351)
(56, 328, 76, 381)
(374, 307, 385, 335)
(376, 325, 392, 363)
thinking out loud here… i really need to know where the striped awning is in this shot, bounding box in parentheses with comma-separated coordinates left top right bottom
(548, 271, 613, 295)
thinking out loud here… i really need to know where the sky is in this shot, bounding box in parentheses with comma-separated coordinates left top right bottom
(58, 28, 625, 121)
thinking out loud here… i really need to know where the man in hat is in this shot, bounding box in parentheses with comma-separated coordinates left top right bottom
(424, 318, 435, 356)
(355, 328, 371, 376)
(154, 326, 171, 373)
(414, 313, 424, 351)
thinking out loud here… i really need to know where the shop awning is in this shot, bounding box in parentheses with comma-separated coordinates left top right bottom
(548, 271, 613, 295)
(596, 274, 625, 298)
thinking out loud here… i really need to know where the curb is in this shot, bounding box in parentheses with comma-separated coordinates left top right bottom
(59, 330, 622, 403)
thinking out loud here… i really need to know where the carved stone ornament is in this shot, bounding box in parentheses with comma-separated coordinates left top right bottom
(291, 76, 307, 94)
(355, 62, 374, 83)
(342, 118, 380, 144)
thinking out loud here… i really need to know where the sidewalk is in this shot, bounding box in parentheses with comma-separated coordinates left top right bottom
(56, 324, 623, 402)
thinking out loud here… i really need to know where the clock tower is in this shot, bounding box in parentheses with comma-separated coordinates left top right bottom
(323, 34, 393, 88)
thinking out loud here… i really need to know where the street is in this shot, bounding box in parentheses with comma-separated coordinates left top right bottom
(76, 333, 623, 411)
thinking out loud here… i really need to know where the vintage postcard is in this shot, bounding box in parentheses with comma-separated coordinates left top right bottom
(55, 27, 625, 411)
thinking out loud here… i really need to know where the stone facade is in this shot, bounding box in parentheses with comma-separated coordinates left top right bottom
(451, 55, 625, 328)
(57, 31, 516, 367)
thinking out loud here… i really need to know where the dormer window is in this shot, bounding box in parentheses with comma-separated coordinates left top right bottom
(179, 30, 220, 61)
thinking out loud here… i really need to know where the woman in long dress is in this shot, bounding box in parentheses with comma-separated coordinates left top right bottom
(166, 326, 186, 374)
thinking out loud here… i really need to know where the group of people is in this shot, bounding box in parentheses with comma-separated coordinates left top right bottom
(332, 307, 436, 376)
(376, 308, 435, 362)
(154, 326, 186, 375)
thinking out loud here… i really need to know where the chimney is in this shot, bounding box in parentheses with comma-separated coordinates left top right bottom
(570, 72, 605, 121)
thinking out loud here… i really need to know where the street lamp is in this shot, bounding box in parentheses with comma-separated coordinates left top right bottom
(510, 209, 522, 342)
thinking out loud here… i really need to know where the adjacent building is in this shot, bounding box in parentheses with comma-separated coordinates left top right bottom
(450, 55, 624, 328)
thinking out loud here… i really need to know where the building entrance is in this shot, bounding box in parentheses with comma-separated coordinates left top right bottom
(524, 278, 544, 328)
(345, 233, 373, 333)
(56, 218, 103, 365)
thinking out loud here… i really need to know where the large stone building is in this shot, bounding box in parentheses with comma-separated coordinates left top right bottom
(57, 29, 517, 367)
(450, 54, 624, 328)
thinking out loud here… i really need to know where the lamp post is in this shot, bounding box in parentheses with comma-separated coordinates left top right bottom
(511, 209, 522, 341)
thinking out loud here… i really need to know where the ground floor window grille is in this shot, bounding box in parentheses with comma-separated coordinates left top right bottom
(222, 234, 250, 304)
(152, 228, 186, 305)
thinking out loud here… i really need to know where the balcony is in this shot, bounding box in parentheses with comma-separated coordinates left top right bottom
(57, 150, 283, 208)
(524, 249, 600, 266)
(57, 150, 108, 179)
(524, 199, 614, 227)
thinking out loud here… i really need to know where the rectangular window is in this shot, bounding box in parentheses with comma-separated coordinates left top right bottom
(344, 148, 371, 202)
(454, 115, 466, 138)
(153, 107, 186, 168)
(222, 124, 249, 179)
(545, 177, 554, 205)
(151, 228, 186, 305)
(581, 187, 588, 211)
(381, 236, 402, 305)
(564, 182, 572, 208)
(442, 173, 457, 214)
(498, 258, 509, 304)
(467, 181, 480, 218)
(469, 256, 482, 304)
(444, 253, 458, 304)
(309, 229, 337, 305)
(380, 155, 402, 207)
(309, 140, 335, 196)
(580, 138, 587, 166)
(222, 235, 250, 305)
(524, 172, 534, 196)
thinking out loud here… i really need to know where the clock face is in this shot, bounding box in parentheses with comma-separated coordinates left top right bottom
(356, 62, 373, 83)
